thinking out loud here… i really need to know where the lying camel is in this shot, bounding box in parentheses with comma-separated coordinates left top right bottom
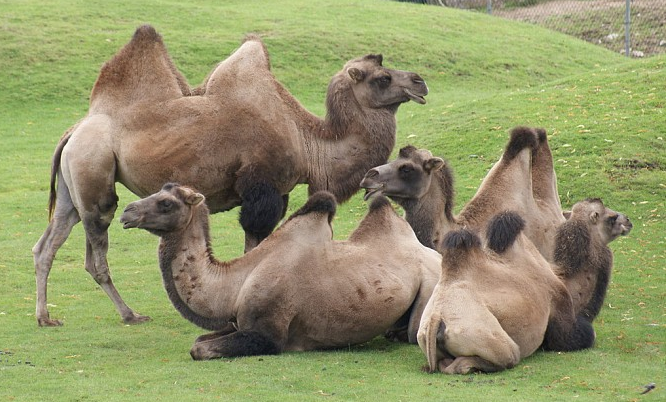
(552, 198, 633, 322)
(360, 126, 565, 259)
(119, 183, 441, 359)
(418, 199, 631, 374)
(32, 25, 428, 326)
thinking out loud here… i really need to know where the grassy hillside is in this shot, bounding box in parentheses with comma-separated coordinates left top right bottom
(0, 0, 664, 401)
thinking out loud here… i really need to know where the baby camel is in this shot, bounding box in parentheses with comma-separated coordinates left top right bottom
(120, 183, 441, 359)
(360, 126, 564, 259)
(417, 198, 631, 374)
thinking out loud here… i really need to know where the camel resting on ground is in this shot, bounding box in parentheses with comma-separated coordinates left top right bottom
(417, 198, 631, 374)
(360, 126, 564, 259)
(32, 25, 428, 326)
(119, 183, 441, 359)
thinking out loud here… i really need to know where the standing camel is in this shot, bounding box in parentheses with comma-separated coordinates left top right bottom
(119, 183, 442, 359)
(32, 25, 428, 326)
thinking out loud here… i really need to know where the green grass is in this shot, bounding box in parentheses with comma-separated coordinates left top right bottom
(0, 0, 664, 401)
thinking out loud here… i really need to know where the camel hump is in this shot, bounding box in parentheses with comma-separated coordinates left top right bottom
(502, 126, 539, 163)
(289, 191, 337, 222)
(486, 211, 526, 254)
(440, 229, 483, 273)
(90, 24, 188, 112)
(203, 36, 271, 95)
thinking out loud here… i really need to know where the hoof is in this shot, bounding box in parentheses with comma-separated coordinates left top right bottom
(122, 313, 151, 325)
(38, 317, 63, 327)
(190, 344, 221, 361)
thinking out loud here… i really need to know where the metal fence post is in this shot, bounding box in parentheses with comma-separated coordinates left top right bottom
(624, 0, 631, 56)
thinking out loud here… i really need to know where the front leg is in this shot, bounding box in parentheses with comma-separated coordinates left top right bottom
(194, 322, 238, 343)
(190, 330, 281, 360)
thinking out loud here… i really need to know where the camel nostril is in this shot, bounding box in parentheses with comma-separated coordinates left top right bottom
(364, 169, 379, 179)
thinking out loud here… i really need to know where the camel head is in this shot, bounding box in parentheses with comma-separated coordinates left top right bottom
(564, 198, 632, 244)
(120, 183, 205, 236)
(360, 145, 446, 201)
(337, 54, 428, 110)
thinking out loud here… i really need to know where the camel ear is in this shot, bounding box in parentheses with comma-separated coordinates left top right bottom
(186, 193, 205, 206)
(348, 67, 365, 82)
(424, 157, 444, 173)
(589, 211, 599, 224)
(562, 210, 572, 220)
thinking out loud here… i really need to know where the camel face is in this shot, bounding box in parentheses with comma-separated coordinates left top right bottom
(120, 183, 204, 235)
(345, 55, 428, 109)
(360, 145, 444, 201)
(570, 198, 633, 243)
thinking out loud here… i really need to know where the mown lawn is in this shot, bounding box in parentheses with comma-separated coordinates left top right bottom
(0, 0, 664, 401)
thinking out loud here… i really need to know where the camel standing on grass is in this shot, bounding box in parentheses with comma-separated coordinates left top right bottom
(32, 25, 428, 326)
(119, 183, 442, 359)
(360, 126, 565, 258)
(418, 198, 631, 374)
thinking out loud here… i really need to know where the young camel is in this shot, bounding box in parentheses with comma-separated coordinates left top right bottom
(360, 126, 565, 259)
(119, 183, 442, 359)
(418, 199, 631, 374)
(33, 25, 428, 326)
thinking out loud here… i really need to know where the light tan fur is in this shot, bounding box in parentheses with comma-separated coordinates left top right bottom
(119, 183, 441, 359)
(418, 197, 631, 374)
(33, 25, 428, 326)
(418, 229, 568, 374)
(360, 126, 565, 258)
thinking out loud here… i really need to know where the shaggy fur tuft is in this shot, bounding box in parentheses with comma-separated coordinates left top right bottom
(288, 191, 337, 223)
(191, 330, 281, 359)
(486, 211, 525, 254)
(542, 314, 595, 352)
(239, 182, 286, 242)
(502, 126, 539, 163)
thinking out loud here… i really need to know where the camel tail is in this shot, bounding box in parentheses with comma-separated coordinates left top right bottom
(502, 126, 539, 163)
(486, 211, 525, 254)
(47, 127, 75, 221)
(422, 317, 445, 373)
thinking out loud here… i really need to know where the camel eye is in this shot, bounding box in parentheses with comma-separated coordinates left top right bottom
(399, 165, 413, 175)
(376, 75, 391, 88)
(157, 199, 173, 213)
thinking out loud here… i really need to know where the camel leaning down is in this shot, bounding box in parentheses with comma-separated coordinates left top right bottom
(418, 198, 632, 374)
(361, 126, 565, 259)
(119, 183, 442, 359)
(32, 25, 428, 326)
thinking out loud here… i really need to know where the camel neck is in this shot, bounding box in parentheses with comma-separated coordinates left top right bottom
(157, 207, 243, 331)
(304, 108, 396, 203)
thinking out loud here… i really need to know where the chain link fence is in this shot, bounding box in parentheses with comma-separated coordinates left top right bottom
(397, 0, 666, 57)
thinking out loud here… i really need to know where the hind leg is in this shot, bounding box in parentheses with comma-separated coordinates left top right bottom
(239, 182, 288, 252)
(33, 182, 81, 326)
(80, 188, 150, 324)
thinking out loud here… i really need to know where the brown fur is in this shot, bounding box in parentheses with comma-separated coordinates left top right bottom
(552, 198, 632, 321)
(360, 126, 565, 258)
(32, 25, 428, 326)
(119, 184, 441, 359)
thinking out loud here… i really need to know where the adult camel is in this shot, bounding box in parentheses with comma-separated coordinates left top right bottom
(119, 183, 442, 359)
(360, 126, 564, 259)
(32, 25, 428, 326)
(417, 198, 631, 374)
